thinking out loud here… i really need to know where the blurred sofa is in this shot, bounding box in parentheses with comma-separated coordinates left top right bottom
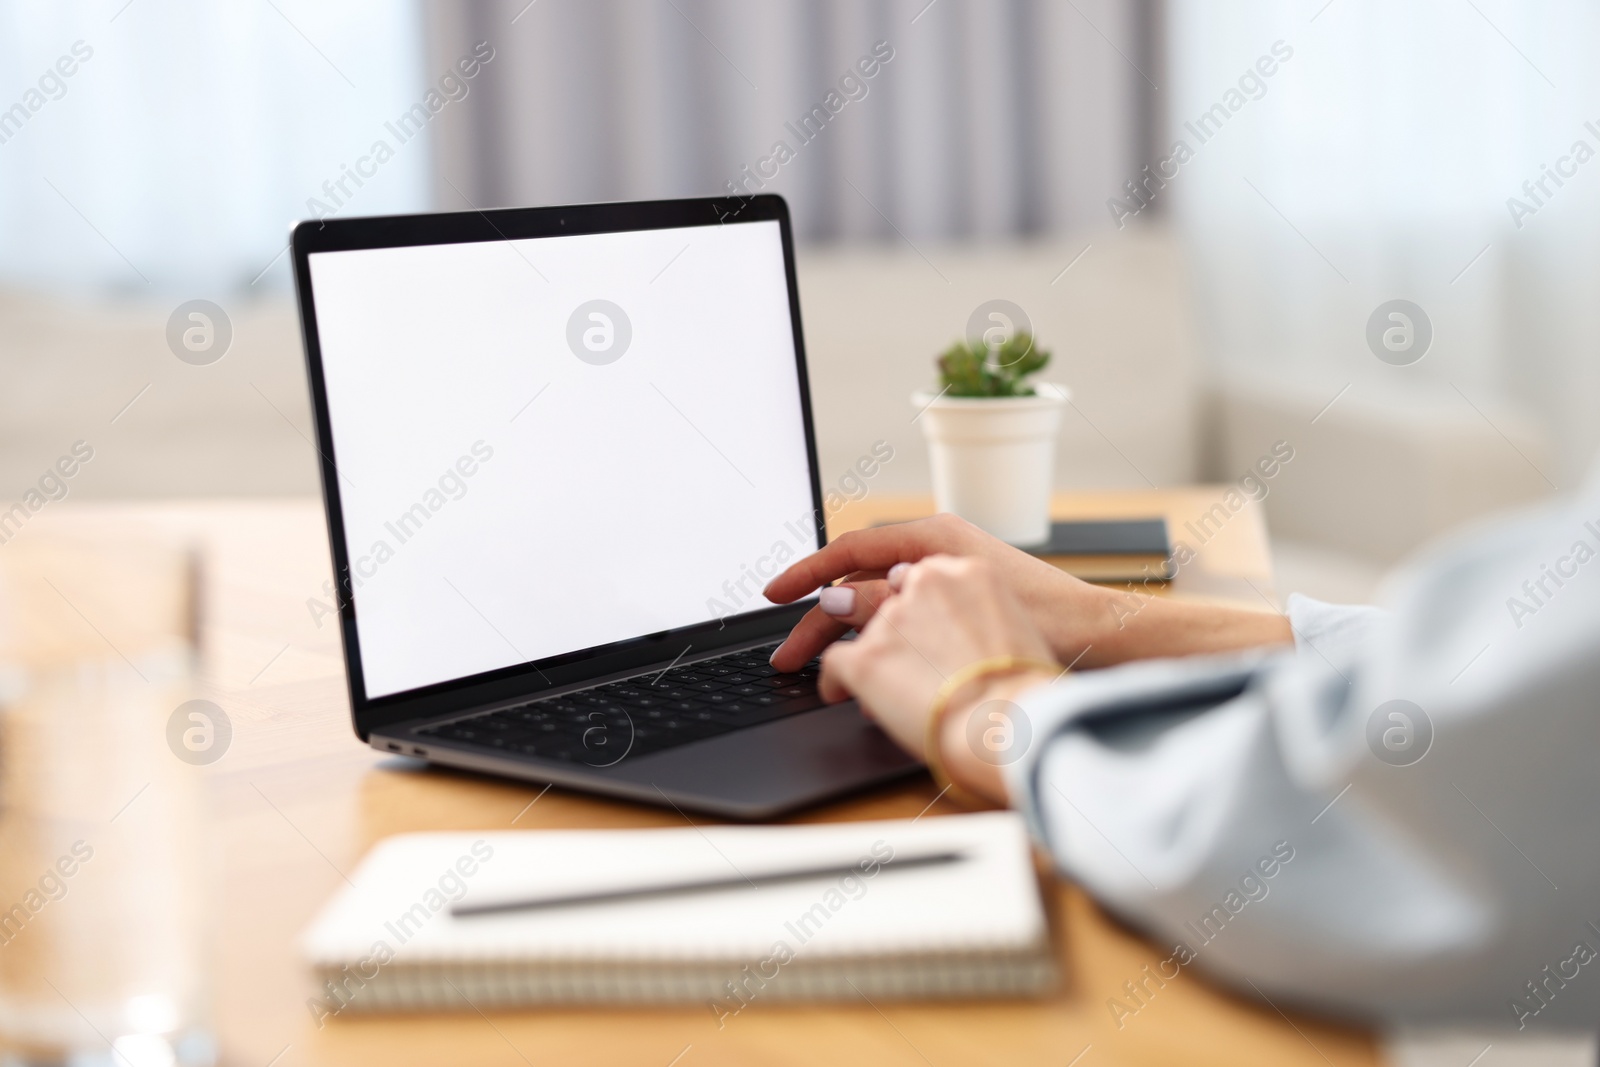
(0, 288, 318, 499)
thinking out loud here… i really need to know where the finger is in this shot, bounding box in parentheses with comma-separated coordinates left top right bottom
(769, 574, 889, 672)
(762, 519, 952, 604)
(817, 578, 892, 630)
(901, 552, 983, 591)
(819, 664, 852, 704)
(769, 606, 849, 673)
(818, 641, 862, 704)
(887, 561, 910, 591)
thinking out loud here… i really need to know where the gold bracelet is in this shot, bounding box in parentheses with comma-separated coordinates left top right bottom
(923, 655, 1060, 810)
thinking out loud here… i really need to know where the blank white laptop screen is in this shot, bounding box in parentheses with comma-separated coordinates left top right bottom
(307, 219, 818, 699)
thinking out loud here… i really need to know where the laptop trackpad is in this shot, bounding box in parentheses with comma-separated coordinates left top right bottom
(601, 702, 921, 819)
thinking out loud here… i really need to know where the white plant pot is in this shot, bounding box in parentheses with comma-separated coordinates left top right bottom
(911, 382, 1068, 547)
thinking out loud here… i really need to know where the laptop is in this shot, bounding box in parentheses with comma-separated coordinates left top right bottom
(290, 194, 919, 820)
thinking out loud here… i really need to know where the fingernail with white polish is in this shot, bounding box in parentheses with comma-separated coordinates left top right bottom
(819, 586, 856, 616)
(887, 562, 910, 590)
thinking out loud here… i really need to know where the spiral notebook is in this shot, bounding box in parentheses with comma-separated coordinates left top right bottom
(300, 812, 1055, 1011)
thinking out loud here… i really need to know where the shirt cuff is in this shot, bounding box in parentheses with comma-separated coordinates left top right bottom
(1285, 593, 1387, 663)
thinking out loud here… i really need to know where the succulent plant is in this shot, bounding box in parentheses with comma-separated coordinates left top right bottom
(936, 333, 1051, 398)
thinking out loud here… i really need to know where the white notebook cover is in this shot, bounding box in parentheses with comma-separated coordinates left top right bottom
(300, 811, 1055, 1008)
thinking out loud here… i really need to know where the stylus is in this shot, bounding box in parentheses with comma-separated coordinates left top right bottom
(451, 847, 967, 917)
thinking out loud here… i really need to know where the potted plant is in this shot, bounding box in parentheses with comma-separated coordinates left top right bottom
(911, 333, 1067, 547)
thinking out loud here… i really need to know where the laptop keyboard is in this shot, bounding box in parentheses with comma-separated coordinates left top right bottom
(414, 643, 824, 767)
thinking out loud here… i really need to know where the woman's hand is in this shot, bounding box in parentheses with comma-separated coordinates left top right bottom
(764, 513, 1113, 672)
(820, 555, 1060, 806)
(764, 513, 1293, 673)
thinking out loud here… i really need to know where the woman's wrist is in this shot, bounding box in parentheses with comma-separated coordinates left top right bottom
(935, 668, 1057, 806)
(1034, 579, 1135, 669)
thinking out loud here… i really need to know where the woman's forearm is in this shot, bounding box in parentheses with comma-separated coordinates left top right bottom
(1057, 587, 1294, 668)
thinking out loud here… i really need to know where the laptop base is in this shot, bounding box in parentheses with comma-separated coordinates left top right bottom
(377, 700, 922, 820)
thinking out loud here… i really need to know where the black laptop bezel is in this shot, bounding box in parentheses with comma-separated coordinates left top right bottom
(290, 194, 827, 741)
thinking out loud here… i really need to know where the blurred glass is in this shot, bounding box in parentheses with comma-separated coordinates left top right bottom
(0, 535, 214, 1067)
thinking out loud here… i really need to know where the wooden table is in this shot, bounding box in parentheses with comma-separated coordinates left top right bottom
(13, 490, 1376, 1067)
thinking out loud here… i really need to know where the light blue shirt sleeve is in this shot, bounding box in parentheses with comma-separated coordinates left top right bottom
(1001, 483, 1600, 1032)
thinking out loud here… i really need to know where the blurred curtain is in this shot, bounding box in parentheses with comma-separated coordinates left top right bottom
(0, 0, 428, 296)
(426, 0, 1156, 242)
(1168, 0, 1600, 485)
